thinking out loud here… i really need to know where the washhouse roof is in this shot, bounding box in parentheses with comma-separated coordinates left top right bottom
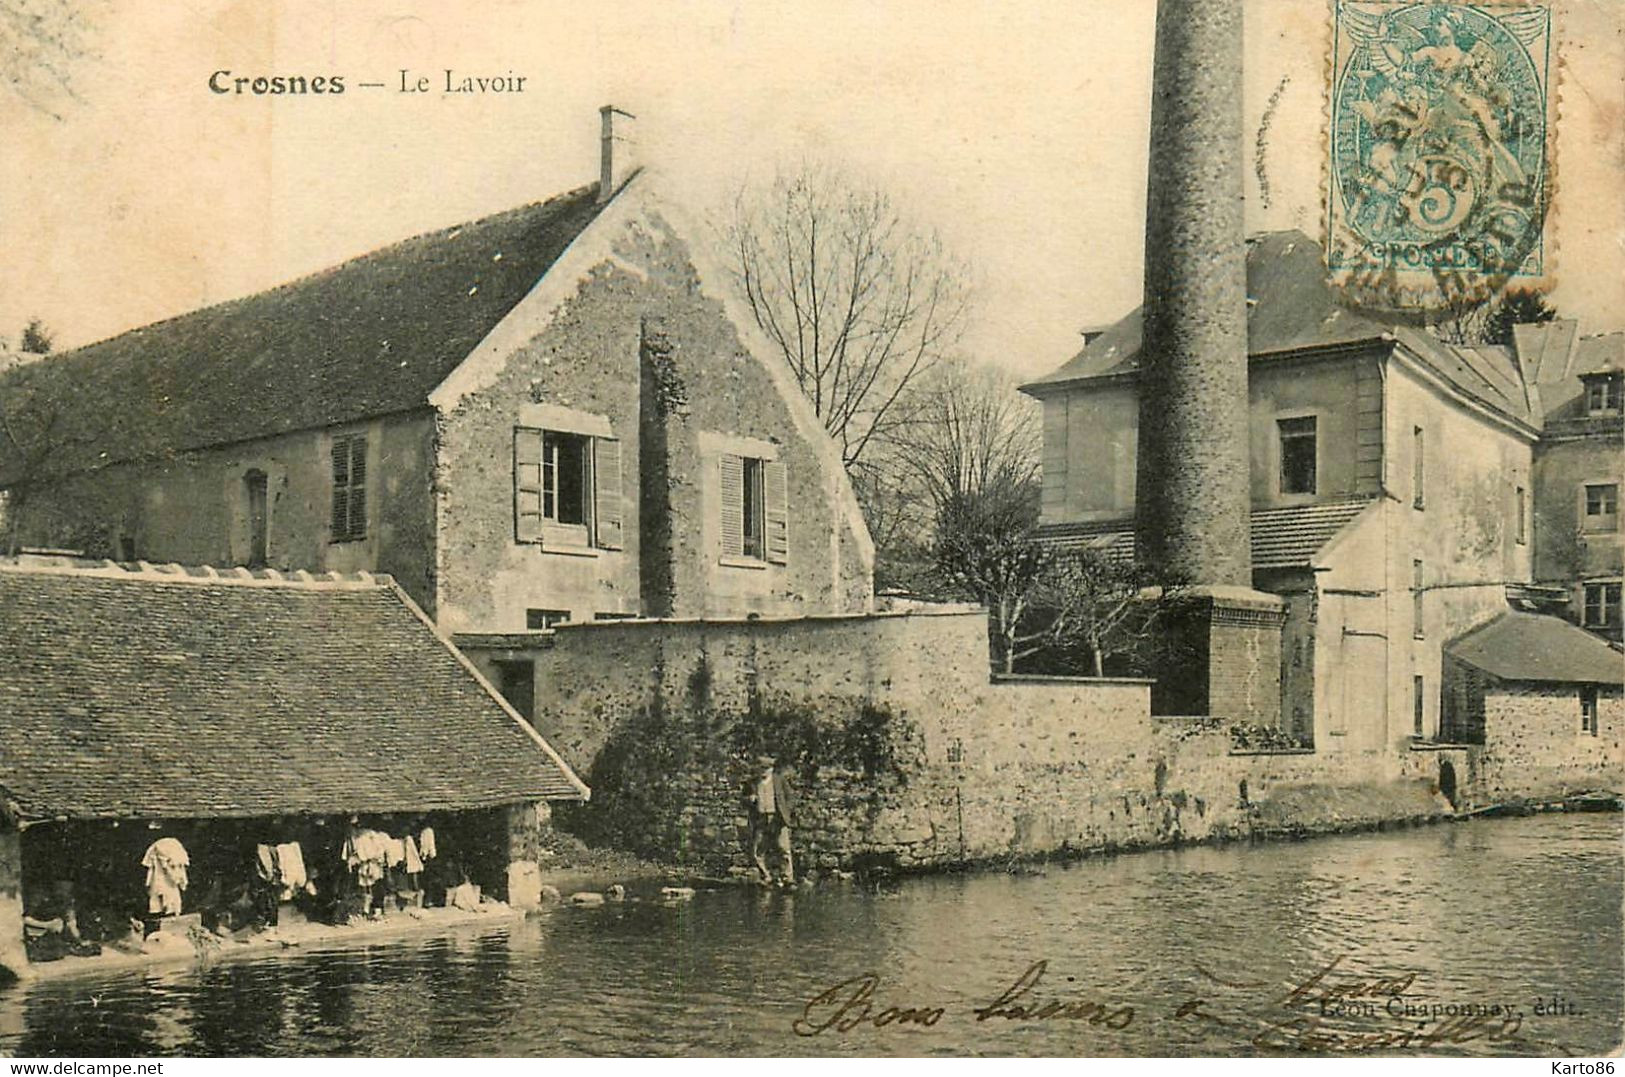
(1445, 611, 1625, 686)
(0, 561, 589, 821)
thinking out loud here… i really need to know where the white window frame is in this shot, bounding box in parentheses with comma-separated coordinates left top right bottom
(1584, 374, 1622, 416)
(1581, 480, 1619, 534)
(1582, 580, 1622, 629)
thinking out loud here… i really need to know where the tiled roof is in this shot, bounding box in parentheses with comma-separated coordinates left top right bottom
(0, 562, 588, 821)
(1019, 231, 1539, 431)
(1446, 611, 1624, 685)
(1021, 231, 1392, 390)
(0, 185, 606, 484)
(1517, 327, 1625, 423)
(1034, 497, 1376, 570)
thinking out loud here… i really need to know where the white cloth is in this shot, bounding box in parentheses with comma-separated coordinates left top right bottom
(403, 834, 423, 875)
(418, 827, 437, 861)
(384, 837, 406, 868)
(142, 838, 190, 916)
(275, 842, 307, 889)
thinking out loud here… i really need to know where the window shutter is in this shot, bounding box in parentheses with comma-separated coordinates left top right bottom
(348, 438, 367, 541)
(593, 437, 623, 550)
(719, 453, 745, 557)
(330, 441, 350, 540)
(515, 428, 544, 543)
(764, 459, 789, 564)
(514, 428, 543, 543)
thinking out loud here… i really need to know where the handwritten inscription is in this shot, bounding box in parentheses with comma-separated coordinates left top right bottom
(791, 953, 1590, 1054)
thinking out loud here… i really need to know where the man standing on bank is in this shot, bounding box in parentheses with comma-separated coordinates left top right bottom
(747, 755, 796, 886)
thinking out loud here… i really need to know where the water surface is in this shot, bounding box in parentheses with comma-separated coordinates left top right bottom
(3, 814, 1619, 1057)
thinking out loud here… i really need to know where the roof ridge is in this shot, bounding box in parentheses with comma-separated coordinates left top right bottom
(15, 184, 599, 366)
(0, 557, 394, 590)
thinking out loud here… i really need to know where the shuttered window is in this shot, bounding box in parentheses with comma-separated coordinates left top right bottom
(720, 453, 788, 564)
(764, 459, 788, 564)
(720, 454, 746, 558)
(330, 434, 367, 543)
(593, 437, 623, 549)
(514, 429, 545, 543)
(514, 427, 622, 549)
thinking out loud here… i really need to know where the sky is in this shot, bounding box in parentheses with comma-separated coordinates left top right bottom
(1, 0, 1621, 381)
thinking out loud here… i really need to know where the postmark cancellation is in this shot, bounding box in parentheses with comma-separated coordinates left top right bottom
(1326, 1, 1555, 315)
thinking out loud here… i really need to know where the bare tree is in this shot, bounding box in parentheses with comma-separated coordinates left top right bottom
(0, 0, 104, 120)
(858, 355, 1039, 593)
(888, 356, 1039, 514)
(932, 486, 1046, 673)
(1037, 552, 1181, 678)
(723, 165, 971, 471)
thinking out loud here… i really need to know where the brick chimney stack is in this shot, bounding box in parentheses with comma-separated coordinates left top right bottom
(1132, 0, 1285, 722)
(1135, 0, 1251, 586)
(598, 105, 638, 203)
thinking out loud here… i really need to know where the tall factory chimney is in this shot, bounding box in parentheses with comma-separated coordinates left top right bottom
(1134, 0, 1285, 721)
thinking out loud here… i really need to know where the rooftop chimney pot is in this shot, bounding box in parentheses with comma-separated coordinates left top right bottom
(599, 105, 638, 203)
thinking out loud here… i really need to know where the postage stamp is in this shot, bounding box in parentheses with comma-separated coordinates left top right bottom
(1326, 1, 1555, 314)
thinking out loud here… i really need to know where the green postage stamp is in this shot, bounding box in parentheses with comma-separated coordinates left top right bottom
(1327, 1, 1554, 313)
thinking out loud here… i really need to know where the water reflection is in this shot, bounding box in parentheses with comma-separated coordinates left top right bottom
(2, 814, 1619, 1057)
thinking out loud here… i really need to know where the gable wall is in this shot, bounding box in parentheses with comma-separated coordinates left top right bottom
(432, 196, 873, 633)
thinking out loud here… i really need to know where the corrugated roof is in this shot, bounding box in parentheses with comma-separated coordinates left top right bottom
(1446, 611, 1624, 685)
(0, 185, 606, 484)
(1033, 497, 1375, 570)
(0, 563, 588, 820)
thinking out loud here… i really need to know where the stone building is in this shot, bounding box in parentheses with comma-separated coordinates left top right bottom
(1019, 233, 1624, 776)
(0, 557, 588, 978)
(1441, 610, 1624, 802)
(1520, 325, 1624, 641)
(0, 110, 873, 636)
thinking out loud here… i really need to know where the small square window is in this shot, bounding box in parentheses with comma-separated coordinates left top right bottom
(1585, 374, 1622, 415)
(1584, 483, 1619, 532)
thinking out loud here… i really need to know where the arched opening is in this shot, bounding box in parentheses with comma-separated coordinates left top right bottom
(1438, 760, 1458, 809)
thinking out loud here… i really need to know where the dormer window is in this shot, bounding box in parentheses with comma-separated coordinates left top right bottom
(1584, 373, 1622, 415)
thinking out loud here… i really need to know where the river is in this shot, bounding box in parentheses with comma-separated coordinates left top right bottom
(2, 814, 1619, 1057)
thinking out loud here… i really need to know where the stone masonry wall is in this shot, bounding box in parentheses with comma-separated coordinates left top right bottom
(1475, 685, 1625, 802)
(478, 608, 1454, 876)
(433, 199, 872, 634)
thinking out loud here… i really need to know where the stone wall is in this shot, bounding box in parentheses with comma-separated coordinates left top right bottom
(1475, 685, 1625, 802)
(464, 608, 1457, 876)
